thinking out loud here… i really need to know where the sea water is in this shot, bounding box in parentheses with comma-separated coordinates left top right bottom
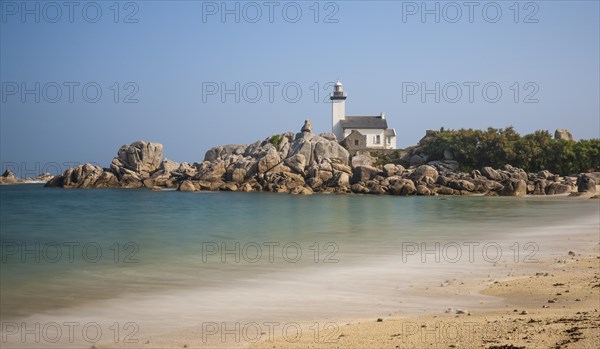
(1, 185, 598, 347)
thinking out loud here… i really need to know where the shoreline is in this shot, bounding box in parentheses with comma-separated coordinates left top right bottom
(91, 245, 599, 349)
(249, 244, 600, 349)
(3, 182, 599, 200)
(92, 224, 598, 349)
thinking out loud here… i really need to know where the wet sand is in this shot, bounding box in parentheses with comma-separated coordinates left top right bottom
(107, 243, 599, 349)
(250, 249, 600, 349)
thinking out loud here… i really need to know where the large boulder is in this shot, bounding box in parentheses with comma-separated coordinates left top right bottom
(196, 160, 227, 181)
(0, 170, 18, 184)
(284, 153, 307, 174)
(258, 146, 282, 173)
(331, 162, 352, 174)
(319, 132, 337, 142)
(471, 178, 504, 193)
(45, 163, 106, 189)
(365, 181, 386, 195)
(46, 141, 163, 189)
(410, 165, 439, 182)
(94, 171, 120, 188)
(502, 165, 528, 180)
(428, 160, 459, 173)
(351, 183, 368, 194)
(226, 168, 247, 183)
(546, 182, 572, 195)
(532, 179, 548, 195)
(177, 162, 198, 177)
(351, 154, 373, 168)
(158, 159, 180, 173)
(501, 179, 527, 197)
(301, 119, 313, 133)
(118, 171, 144, 188)
(383, 164, 403, 177)
(389, 179, 416, 196)
(113, 141, 163, 177)
(416, 184, 431, 196)
(554, 129, 573, 141)
(448, 179, 476, 192)
(481, 166, 504, 181)
(277, 135, 291, 158)
(330, 172, 350, 188)
(204, 144, 247, 162)
(288, 138, 313, 163)
(577, 174, 597, 193)
(312, 140, 349, 165)
(179, 180, 197, 192)
(352, 166, 380, 183)
(436, 186, 456, 195)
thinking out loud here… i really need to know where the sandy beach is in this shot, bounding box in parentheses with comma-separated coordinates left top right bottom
(250, 244, 600, 349)
(96, 227, 599, 349)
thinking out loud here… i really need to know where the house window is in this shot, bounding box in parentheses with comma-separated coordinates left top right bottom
(387, 136, 391, 145)
(374, 135, 381, 144)
(354, 140, 359, 146)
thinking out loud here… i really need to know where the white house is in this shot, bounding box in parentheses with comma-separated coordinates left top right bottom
(330, 81, 397, 150)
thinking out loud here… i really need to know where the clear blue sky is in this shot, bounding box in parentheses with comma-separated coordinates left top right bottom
(1, 0, 599, 175)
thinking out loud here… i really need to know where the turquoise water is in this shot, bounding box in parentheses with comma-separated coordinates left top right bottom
(1, 185, 599, 347)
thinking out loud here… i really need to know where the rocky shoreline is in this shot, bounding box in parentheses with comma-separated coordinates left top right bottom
(0, 170, 54, 185)
(3, 121, 597, 197)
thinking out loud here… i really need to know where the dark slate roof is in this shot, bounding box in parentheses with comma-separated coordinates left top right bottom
(385, 128, 396, 137)
(340, 116, 388, 129)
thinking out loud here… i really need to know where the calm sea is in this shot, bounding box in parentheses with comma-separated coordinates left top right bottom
(1, 185, 598, 347)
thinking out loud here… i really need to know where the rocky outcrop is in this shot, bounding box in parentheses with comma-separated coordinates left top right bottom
(0, 170, 18, 184)
(481, 167, 504, 181)
(546, 182, 572, 195)
(47, 141, 165, 189)
(301, 119, 313, 133)
(45, 121, 350, 194)
(383, 164, 403, 177)
(1, 170, 55, 185)
(46, 163, 106, 188)
(351, 154, 374, 168)
(577, 173, 597, 194)
(410, 165, 438, 182)
(193, 122, 350, 194)
(44, 123, 592, 197)
(111, 141, 163, 178)
(352, 166, 380, 183)
(554, 129, 574, 141)
(159, 159, 180, 173)
(501, 179, 527, 197)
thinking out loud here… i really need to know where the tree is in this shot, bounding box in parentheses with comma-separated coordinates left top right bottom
(419, 128, 599, 175)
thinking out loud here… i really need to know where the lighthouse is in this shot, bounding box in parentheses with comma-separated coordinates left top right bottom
(328, 81, 397, 150)
(330, 81, 347, 141)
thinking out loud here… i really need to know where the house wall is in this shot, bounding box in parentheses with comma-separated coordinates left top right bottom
(343, 128, 386, 148)
(387, 135, 397, 149)
(340, 131, 367, 151)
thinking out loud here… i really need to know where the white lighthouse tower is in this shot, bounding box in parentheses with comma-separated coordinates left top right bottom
(330, 81, 347, 141)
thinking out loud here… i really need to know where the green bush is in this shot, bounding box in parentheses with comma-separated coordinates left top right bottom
(269, 134, 283, 149)
(419, 127, 600, 175)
